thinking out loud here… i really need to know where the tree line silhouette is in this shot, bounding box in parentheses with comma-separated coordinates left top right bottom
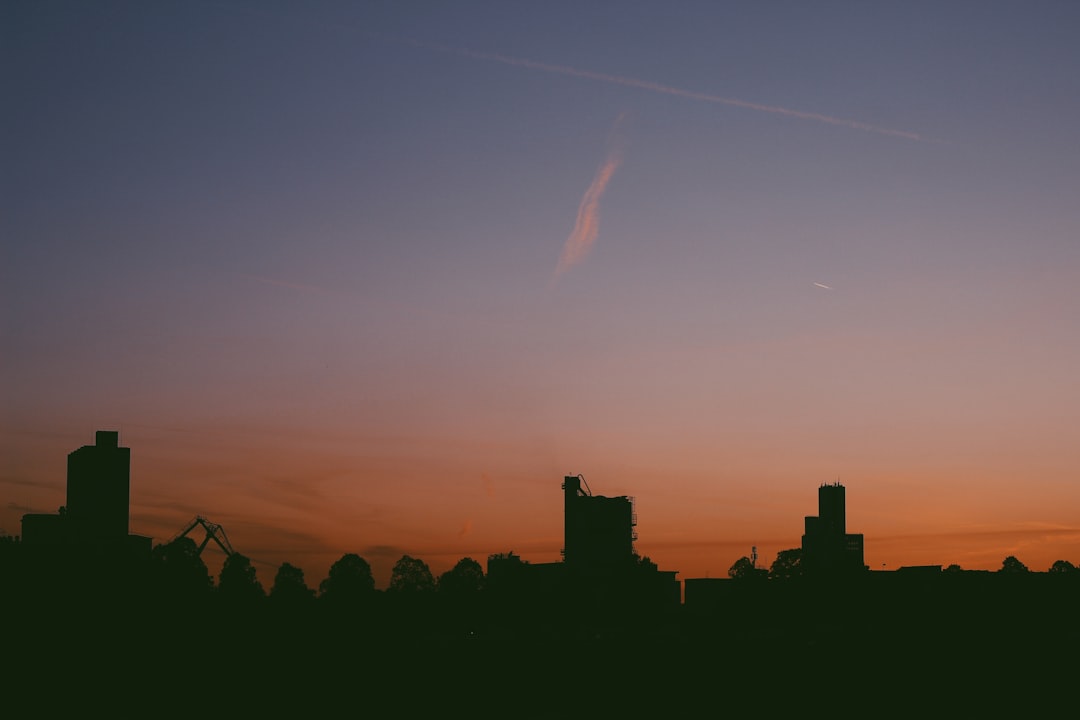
(724, 546, 1080, 579)
(4, 532, 1078, 717)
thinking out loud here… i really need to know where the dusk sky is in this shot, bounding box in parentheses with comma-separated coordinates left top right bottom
(4, 1, 1079, 588)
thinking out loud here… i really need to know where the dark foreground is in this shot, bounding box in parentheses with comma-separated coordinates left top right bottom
(7, 574, 1077, 717)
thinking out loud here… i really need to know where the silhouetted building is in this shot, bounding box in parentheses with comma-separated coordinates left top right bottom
(562, 475, 636, 572)
(486, 551, 530, 587)
(20, 511, 71, 546)
(801, 482, 866, 575)
(20, 431, 150, 557)
(897, 565, 943, 576)
(492, 476, 679, 611)
(67, 430, 130, 539)
(683, 577, 733, 608)
(562, 475, 680, 608)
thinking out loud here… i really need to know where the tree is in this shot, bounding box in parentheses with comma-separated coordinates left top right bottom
(389, 555, 435, 594)
(768, 548, 803, 580)
(728, 556, 767, 581)
(151, 537, 213, 597)
(999, 555, 1029, 574)
(218, 552, 265, 602)
(319, 553, 375, 603)
(1049, 559, 1077, 574)
(485, 552, 528, 595)
(271, 562, 315, 604)
(437, 557, 484, 596)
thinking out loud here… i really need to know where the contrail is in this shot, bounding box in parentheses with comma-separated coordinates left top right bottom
(814, 282, 833, 290)
(236, 271, 342, 298)
(556, 117, 625, 276)
(397, 37, 925, 141)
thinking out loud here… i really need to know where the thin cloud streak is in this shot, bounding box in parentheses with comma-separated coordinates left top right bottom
(876, 525, 1080, 544)
(556, 146, 622, 276)
(814, 282, 833, 290)
(399, 37, 926, 141)
(235, 272, 341, 298)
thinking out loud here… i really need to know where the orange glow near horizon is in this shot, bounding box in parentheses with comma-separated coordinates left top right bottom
(4, 427, 1078, 591)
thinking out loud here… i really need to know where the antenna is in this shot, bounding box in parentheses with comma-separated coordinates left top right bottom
(751, 546, 758, 568)
(577, 473, 592, 496)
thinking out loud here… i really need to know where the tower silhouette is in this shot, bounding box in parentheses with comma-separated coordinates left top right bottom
(66, 430, 130, 540)
(802, 483, 865, 575)
(20, 430, 149, 556)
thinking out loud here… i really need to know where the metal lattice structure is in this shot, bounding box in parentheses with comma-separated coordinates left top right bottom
(170, 516, 235, 557)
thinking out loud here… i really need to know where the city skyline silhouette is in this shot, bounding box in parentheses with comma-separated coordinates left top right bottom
(5, 2, 1080, 665)
(6, 430, 1076, 595)
(4, 428, 1076, 719)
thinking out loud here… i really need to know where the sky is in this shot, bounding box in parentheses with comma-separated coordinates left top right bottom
(4, 0, 1080, 589)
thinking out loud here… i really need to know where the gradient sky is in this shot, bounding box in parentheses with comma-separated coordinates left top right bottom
(4, 1, 1079, 589)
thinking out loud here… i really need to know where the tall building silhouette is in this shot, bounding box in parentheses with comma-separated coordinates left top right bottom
(66, 430, 130, 540)
(21, 430, 148, 555)
(801, 482, 866, 575)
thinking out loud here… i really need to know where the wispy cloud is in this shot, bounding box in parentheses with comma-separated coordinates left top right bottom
(399, 37, 927, 142)
(876, 524, 1080, 545)
(813, 282, 833, 290)
(235, 272, 341, 298)
(555, 116, 625, 277)
(363, 544, 408, 559)
(0, 476, 62, 491)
